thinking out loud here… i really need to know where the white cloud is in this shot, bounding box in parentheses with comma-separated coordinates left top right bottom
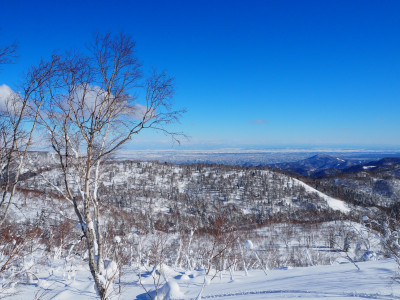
(73, 85, 105, 112)
(73, 86, 149, 120)
(0, 84, 13, 112)
(129, 103, 148, 120)
(0, 84, 22, 114)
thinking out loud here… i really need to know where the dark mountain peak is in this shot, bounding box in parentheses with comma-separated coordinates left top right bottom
(374, 157, 400, 166)
(306, 154, 341, 162)
(270, 154, 357, 177)
(309, 154, 334, 159)
(302, 154, 348, 166)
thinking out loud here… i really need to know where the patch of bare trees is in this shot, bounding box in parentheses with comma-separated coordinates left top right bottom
(0, 41, 59, 227)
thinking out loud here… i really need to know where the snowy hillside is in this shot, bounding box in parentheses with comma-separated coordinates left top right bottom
(18, 158, 361, 230)
(2, 154, 400, 299)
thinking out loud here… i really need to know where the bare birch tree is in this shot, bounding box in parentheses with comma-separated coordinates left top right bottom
(38, 33, 184, 299)
(0, 40, 59, 226)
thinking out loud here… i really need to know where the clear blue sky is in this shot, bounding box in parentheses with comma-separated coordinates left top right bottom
(1, 0, 399, 149)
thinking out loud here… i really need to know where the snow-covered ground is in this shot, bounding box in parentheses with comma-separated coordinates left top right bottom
(6, 158, 399, 299)
(293, 178, 351, 213)
(11, 259, 400, 299)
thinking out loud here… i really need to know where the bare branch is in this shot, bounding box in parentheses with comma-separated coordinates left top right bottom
(0, 42, 17, 67)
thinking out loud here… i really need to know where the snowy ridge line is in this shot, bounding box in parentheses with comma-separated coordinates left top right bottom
(292, 177, 351, 213)
(202, 289, 400, 299)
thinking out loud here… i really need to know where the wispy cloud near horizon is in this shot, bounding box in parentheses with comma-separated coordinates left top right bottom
(248, 120, 267, 125)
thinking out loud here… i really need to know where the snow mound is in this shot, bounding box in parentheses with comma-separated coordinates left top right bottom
(158, 280, 185, 300)
(161, 264, 181, 280)
(179, 273, 190, 281)
(244, 240, 254, 250)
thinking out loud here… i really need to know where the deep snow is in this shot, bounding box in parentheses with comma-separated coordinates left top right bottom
(12, 259, 400, 299)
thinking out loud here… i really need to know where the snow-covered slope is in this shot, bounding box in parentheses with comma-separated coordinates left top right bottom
(293, 178, 351, 213)
(15, 259, 400, 299)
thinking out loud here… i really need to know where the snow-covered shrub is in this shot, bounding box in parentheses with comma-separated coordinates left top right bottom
(361, 250, 377, 261)
(0, 223, 42, 295)
(244, 240, 254, 250)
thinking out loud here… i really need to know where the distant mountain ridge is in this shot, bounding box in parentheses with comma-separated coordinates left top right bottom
(343, 157, 400, 173)
(269, 154, 400, 178)
(269, 154, 363, 177)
